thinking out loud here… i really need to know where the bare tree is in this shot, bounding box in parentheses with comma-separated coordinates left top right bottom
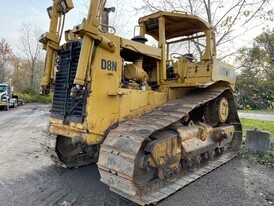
(82, 0, 133, 38)
(18, 22, 44, 90)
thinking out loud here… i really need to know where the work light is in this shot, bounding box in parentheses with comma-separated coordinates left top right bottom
(60, 0, 74, 13)
(60, 0, 67, 11)
(47, 6, 53, 19)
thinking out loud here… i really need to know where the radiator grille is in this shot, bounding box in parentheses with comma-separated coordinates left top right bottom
(51, 40, 86, 123)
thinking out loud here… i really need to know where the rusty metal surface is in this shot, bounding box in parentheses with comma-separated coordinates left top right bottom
(40, 133, 98, 168)
(98, 87, 242, 205)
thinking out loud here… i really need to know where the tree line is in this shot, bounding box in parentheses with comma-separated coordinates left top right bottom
(0, 23, 44, 96)
(235, 30, 274, 110)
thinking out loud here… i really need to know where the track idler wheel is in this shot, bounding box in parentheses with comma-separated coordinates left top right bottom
(133, 151, 156, 187)
(204, 96, 230, 126)
(218, 97, 229, 122)
(56, 136, 82, 157)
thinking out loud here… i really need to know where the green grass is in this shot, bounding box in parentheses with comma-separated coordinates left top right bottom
(240, 118, 274, 139)
(239, 118, 274, 168)
(239, 148, 274, 169)
(17, 93, 52, 104)
(238, 109, 274, 114)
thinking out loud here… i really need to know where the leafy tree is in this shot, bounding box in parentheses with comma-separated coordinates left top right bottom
(0, 38, 13, 83)
(236, 29, 274, 109)
(9, 56, 26, 93)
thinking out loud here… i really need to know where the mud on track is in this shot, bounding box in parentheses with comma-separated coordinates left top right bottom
(0, 104, 273, 206)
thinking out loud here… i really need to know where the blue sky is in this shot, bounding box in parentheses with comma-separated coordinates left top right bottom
(0, 1, 47, 52)
(0, 0, 89, 55)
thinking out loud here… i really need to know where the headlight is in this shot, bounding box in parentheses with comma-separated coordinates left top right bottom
(39, 33, 47, 43)
(60, 1, 67, 11)
(2, 96, 7, 101)
(47, 6, 53, 19)
(60, 0, 74, 13)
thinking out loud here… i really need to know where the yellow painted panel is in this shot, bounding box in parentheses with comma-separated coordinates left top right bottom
(85, 35, 122, 139)
(121, 38, 162, 60)
(186, 65, 212, 78)
(154, 92, 168, 107)
(184, 77, 212, 83)
(130, 91, 150, 111)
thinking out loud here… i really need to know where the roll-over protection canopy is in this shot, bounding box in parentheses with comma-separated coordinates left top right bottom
(138, 11, 212, 40)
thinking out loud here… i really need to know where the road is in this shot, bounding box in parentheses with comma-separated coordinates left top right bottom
(0, 105, 273, 206)
(238, 112, 274, 121)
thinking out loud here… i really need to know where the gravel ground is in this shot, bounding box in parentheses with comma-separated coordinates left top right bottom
(0, 104, 273, 206)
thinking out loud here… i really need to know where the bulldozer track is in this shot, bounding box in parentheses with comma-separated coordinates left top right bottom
(98, 87, 242, 205)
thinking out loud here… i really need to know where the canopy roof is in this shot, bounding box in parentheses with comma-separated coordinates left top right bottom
(138, 11, 212, 40)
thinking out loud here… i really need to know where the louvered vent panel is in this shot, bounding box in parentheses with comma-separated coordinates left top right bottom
(51, 40, 86, 123)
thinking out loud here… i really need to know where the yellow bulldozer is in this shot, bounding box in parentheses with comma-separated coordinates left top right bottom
(39, 0, 242, 205)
